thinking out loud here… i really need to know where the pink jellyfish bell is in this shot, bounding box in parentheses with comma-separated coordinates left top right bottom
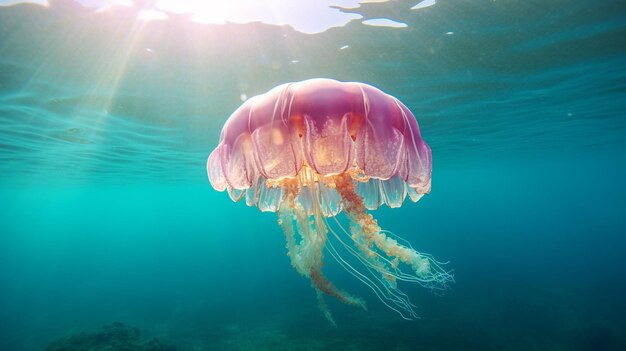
(207, 78, 452, 323)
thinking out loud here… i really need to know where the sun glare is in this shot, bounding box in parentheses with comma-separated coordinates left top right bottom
(154, 0, 365, 33)
(155, 0, 234, 24)
(0, 0, 425, 34)
(0, 0, 48, 6)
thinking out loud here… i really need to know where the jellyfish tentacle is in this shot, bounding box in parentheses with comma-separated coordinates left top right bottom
(333, 173, 454, 290)
(301, 171, 366, 311)
(277, 175, 365, 325)
(316, 186, 421, 318)
(328, 213, 412, 281)
(325, 236, 417, 320)
(310, 266, 364, 309)
(316, 290, 336, 327)
(324, 218, 418, 319)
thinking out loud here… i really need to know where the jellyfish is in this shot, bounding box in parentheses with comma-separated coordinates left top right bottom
(207, 78, 453, 324)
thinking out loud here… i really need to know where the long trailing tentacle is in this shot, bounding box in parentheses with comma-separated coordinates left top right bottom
(276, 168, 452, 323)
(277, 172, 365, 325)
(323, 217, 418, 319)
(317, 184, 421, 319)
(317, 173, 454, 318)
(335, 173, 454, 288)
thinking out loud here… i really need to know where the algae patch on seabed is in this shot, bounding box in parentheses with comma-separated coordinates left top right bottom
(45, 322, 177, 351)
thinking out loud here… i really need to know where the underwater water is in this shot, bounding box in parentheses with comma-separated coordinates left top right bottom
(1, 0, 626, 350)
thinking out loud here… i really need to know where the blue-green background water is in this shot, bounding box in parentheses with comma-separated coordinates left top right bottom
(1, 0, 626, 350)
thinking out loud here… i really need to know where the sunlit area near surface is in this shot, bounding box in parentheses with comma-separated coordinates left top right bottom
(0, 0, 624, 187)
(0, 0, 448, 185)
(0, 0, 430, 33)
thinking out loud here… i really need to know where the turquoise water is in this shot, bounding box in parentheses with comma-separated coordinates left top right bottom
(1, 0, 626, 350)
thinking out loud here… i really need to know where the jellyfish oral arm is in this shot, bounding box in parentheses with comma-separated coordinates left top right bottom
(275, 169, 452, 322)
(278, 179, 366, 325)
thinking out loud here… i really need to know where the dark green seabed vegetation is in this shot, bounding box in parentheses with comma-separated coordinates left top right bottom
(46, 322, 176, 351)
